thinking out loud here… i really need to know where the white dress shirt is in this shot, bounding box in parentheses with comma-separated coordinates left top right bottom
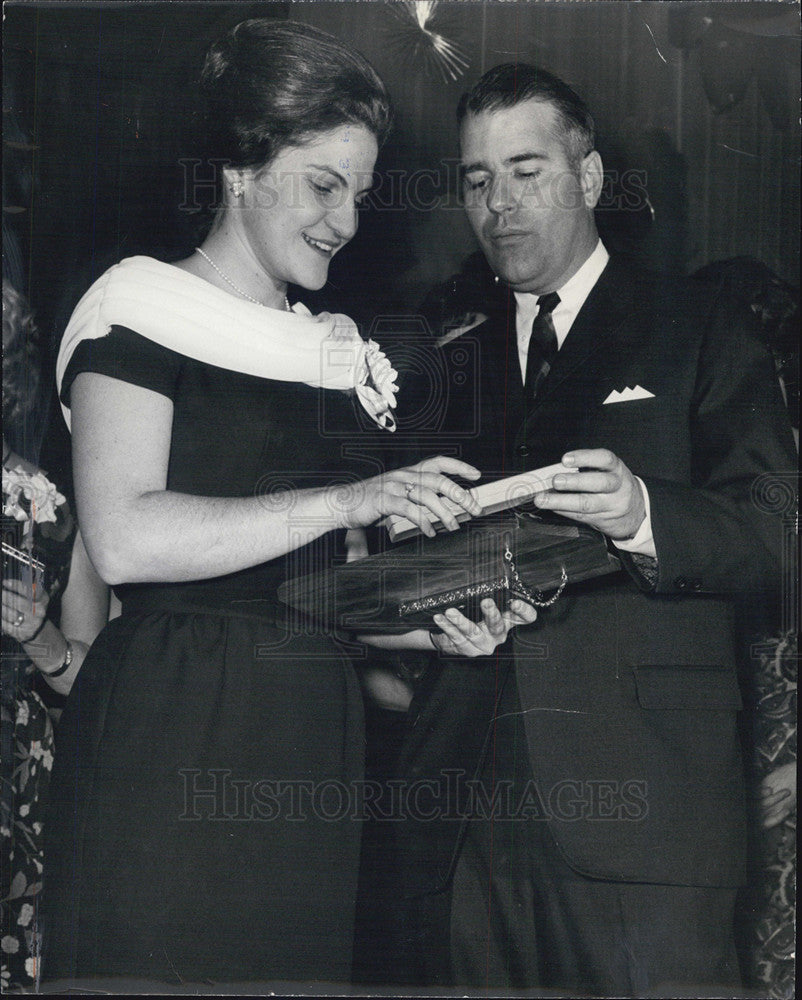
(513, 240, 655, 557)
(514, 239, 610, 376)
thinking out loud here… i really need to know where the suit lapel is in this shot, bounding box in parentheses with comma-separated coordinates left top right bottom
(478, 258, 641, 464)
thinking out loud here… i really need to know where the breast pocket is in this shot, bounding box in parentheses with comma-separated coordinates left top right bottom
(587, 395, 688, 475)
(597, 396, 663, 424)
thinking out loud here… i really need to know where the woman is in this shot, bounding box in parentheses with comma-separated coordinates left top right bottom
(2, 281, 110, 991)
(43, 20, 534, 987)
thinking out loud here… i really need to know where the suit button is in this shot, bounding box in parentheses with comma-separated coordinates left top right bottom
(690, 578, 702, 591)
(674, 576, 687, 591)
(516, 445, 530, 459)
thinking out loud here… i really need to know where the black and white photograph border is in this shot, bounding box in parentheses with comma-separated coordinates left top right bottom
(2, 1, 798, 997)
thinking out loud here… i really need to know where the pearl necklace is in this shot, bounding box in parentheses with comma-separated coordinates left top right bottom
(195, 247, 291, 312)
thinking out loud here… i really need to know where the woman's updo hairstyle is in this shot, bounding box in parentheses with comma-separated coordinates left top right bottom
(199, 19, 392, 171)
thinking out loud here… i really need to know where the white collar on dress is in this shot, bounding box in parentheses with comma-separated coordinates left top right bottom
(56, 256, 398, 431)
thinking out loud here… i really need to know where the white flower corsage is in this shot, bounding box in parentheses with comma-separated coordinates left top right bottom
(356, 339, 399, 432)
(2, 466, 67, 535)
(316, 313, 399, 431)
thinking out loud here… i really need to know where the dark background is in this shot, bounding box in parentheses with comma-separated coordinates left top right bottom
(4, 0, 801, 465)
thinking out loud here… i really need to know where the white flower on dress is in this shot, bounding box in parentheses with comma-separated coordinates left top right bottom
(25, 956, 38, 978)
(15, 702, 29, 727)
(19, 804, 30, 818)
(2, 466, 66, 534)
(17, 904, 34, 928)
(312, 310, 400, 430)
(1, 936, 20, 954)
(41, 749, 54, 771)
(356, 340, 400, 432)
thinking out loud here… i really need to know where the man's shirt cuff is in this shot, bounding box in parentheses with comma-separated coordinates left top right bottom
(612, 477, 657, 558)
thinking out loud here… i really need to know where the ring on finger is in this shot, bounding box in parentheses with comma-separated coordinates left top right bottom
(405, 482, 415, 497)
(14, 612, 25, 627)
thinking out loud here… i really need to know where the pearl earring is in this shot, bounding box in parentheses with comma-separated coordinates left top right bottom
(228, 178, 244, 198)
(493, 275, 500, 284)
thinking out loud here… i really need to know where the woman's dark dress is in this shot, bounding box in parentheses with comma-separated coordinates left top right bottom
(44, 326, 368, 985)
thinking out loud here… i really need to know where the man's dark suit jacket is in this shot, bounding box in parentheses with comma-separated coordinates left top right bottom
(395, 255, 796, 896)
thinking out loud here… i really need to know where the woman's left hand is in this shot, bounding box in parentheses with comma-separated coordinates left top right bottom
(430, 598, 536, 656)
(2, 577, 50, 643)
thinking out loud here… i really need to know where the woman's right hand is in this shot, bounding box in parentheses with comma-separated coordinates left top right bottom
(332, 456, 482, 536)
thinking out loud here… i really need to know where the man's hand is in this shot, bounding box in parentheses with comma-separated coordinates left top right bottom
(534, 449, 646, 540)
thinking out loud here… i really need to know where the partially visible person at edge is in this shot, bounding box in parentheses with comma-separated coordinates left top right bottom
(42, 21, 535, 988)
(370, 64, 797, 996)
(692, 257, 798, 999)
(736, 269, 797, 1000)
(2, 280, 110, 991)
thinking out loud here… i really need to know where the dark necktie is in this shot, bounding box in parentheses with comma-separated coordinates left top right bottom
(524, 291, 560, 400)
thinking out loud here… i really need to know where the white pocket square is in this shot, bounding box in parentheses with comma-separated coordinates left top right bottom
(603, 385, 656, 404)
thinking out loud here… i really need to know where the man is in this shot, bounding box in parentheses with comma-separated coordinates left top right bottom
(395, 64, 796, 995)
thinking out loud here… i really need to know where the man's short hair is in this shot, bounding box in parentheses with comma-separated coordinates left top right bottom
(457, 63, 595, 169)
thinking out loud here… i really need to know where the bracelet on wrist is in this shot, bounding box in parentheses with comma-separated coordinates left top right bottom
(43, 639, 73, 679)
(22, 616, 50, 645)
